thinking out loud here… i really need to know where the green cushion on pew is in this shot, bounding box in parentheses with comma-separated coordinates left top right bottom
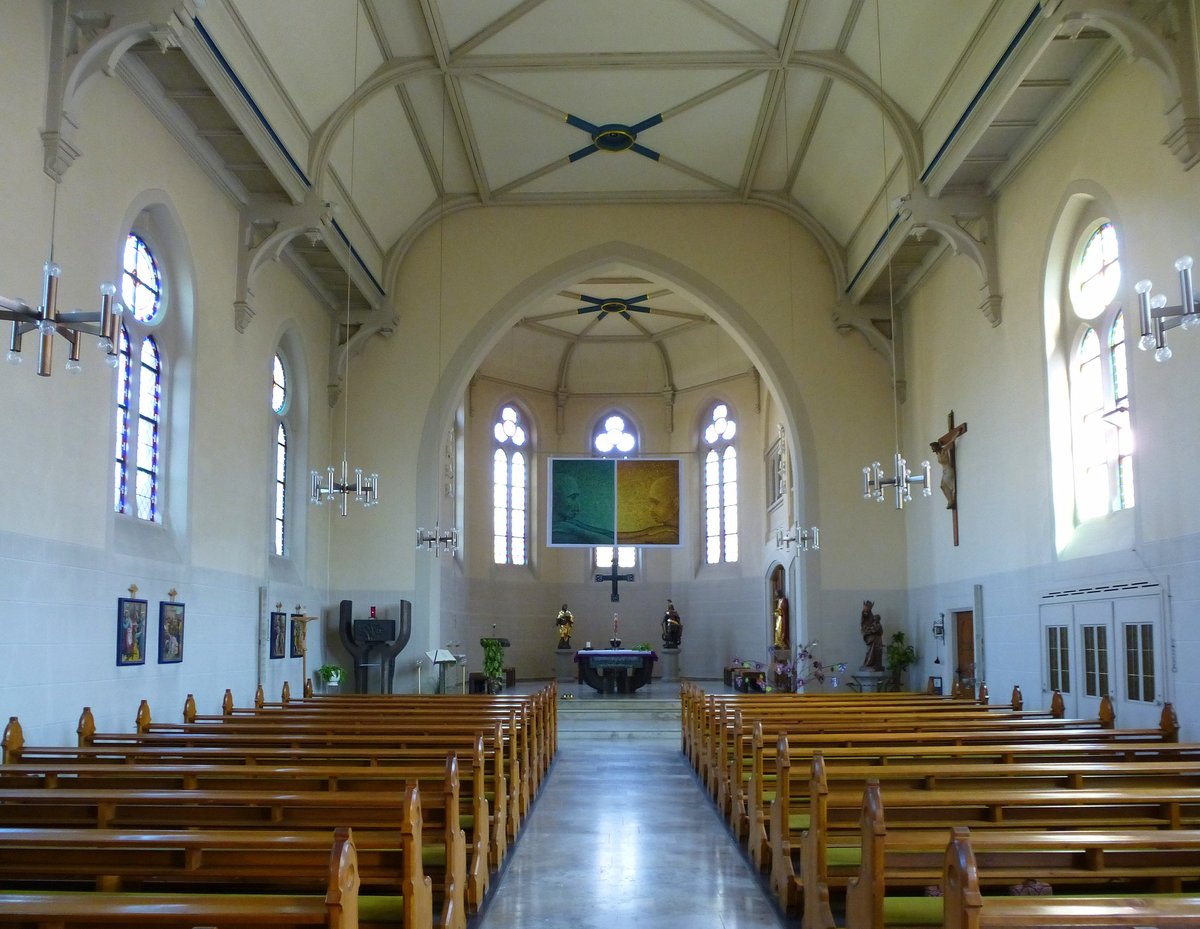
(882, 894, 944, 926)
(358, 894, 405, 922)
(762, 789, 776, 803)
(422, 845, 447, 867)
(827, 846, 862, 867)
(460, 814, 474, 828)
(787, 813, 810, 830)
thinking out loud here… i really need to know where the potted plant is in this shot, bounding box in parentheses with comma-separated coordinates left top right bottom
(884, 632, 918, 691)
(481, 639, 505, 694)
(316, 664, 344, 692)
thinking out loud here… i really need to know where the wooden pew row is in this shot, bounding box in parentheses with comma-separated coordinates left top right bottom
(238, 683, 558, 790)
(0, 754, 487, 913)
(691, 688, 1072, 805)
(237, 686, 556, 795)
(838, 784, 1200, 929)
(0, 826, 378, 929)
(742, 703, 1181, 871)
(679, 684, 1012, 769)
(0, 783, 464, 929)
(77, 705, 524, 849)
(714, 696, 1102, 841)
(776, 751, 1200, 916)
(4, 716, 508, 872)
(942, 828, 1200, 929)
(272, 686, 558, 783)
(146, 695, 536, 821)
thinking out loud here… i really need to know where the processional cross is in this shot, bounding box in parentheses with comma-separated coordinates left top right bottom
(595, 569, 634, 602)
(929, 411, 968, 546)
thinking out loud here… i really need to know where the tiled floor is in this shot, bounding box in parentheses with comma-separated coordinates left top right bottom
(475, 688, 788, 928)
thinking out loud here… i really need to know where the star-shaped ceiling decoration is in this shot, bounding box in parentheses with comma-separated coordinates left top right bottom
(564, 112, 664, 163)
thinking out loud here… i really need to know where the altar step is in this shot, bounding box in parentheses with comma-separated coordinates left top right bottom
(555, 692, 681, 741)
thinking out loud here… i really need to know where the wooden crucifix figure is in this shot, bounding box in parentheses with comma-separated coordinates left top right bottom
(930, 411, 968, 546)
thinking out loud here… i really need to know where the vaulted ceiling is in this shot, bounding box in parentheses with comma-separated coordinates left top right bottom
(72, 0, 1130, 381)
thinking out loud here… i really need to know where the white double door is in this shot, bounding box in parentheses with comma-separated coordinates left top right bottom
(1039, 592, 1165, 728)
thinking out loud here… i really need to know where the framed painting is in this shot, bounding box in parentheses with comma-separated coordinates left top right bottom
(290, 614, 307, 657)
(616, 458, 682, 546)
(269, 611, 287, 659)
(158, 601, 184, 664)
(117, 597, 148, 666)
(548, 458, 616, 547)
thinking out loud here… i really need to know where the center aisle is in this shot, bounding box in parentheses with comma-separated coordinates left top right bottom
(475, 725, 788, 928)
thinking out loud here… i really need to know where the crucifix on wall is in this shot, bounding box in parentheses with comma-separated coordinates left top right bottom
(929, 411, 968, 546)
(596, 569, 634, 602)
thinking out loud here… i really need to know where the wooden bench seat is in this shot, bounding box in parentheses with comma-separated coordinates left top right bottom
(0, 826, 375, 929)
(3, 718, 509, 872)
(942, 828, 1200, 928)
(0, 754, 486, 915)
(108, 701, 530, 836)
(836, 782, 1200, 929)
(772, 751, 1200, 913)
(0, 781, 464, 929)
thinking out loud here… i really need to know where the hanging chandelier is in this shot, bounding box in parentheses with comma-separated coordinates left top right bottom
(1135, 255, 1199, 362)
(776, 524, 819, 551)
(309, 0, 378, 517)
(859, 4, 931, 512)
(2, 184, 121, 376)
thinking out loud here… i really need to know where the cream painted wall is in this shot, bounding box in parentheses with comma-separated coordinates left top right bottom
(0, 11, 337, 741)
(328, 201, 912, 683)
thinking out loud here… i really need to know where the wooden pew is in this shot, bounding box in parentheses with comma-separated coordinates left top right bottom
(773, 750, 1200, 914)
(0, 779, 465, 929)
(0, 826, 376, 929)
(0, 757, 487, 907)
(840, 784, 1200, 929)
(111, 701, 529, 832)
(942, 827, 1200, 928)
(3, 715, 508, 872)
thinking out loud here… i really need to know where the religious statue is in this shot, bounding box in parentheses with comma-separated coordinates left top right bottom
(555, 604, 574, 649)
(772, 596, 789, 650)
(661, 599, 682, 648)
(860, 600, 884, 671)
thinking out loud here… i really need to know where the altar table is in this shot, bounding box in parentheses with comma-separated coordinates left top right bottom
(574, 649, 658, 694)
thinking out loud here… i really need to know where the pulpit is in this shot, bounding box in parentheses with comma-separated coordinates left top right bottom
(337, 599, 412, 693)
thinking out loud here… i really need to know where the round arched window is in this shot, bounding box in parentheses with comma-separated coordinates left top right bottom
(1071, 221, 1120, 321)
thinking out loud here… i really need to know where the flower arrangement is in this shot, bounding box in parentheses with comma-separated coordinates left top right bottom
(788, 641, 848, 691)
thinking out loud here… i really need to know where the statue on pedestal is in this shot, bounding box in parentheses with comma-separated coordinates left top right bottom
(860, 600, 884, 671)
(661, 599, 682, 648)
(555, 604, 574, 649)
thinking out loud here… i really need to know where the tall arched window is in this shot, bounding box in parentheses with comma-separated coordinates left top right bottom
(113, 232, 164, 521)
(271, 354, 288, 556)
(594, 412, 637, 570)
(702, 402, 738, 564)
(492, 404, 529, 566)
(1069, 221, 1134, 521)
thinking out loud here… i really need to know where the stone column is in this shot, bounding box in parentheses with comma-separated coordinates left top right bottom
(659, 647, 680, 683)
(555, 648, 576, 684)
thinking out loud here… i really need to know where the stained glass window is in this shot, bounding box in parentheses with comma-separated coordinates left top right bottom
(594, 413, 636, 569)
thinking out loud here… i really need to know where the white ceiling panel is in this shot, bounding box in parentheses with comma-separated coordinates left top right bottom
(792, 80, 893, 244)
(752, 69, 825, 191)
(371, 0, 438, 59)
(468, 0, 765, 56)
(650, 72, 769, 189)
(520, 147, 720, 195)
(567, 341, 667, 393)
(792, 0, 857, 53)
(704, 0, 789, 50)
(229, 0, 385, 130)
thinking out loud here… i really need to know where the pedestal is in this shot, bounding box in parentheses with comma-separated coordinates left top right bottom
(659, 647, 680, 683)
(852, 669, 888, 693)
(555, 649, 575, 683)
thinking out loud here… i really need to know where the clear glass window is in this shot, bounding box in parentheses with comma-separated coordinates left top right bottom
(702, 403, 738, 564)
(492, 404, 529, 565)
(1123, 622, 1156, 703)
(593, 413, 636, 569)
(122, 233, 162, 324)
(1073, 222, 1120, 321)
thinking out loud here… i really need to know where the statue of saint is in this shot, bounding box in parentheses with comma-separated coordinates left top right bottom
(860, 600, 884, 671)
(773, 596, 789, 650)
(661, 599, 682, 648)
(555, 604, 574, 649)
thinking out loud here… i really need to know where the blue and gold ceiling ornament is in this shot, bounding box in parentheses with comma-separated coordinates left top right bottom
(573, 293, 652, 321)
(564, 112, 663, 163)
